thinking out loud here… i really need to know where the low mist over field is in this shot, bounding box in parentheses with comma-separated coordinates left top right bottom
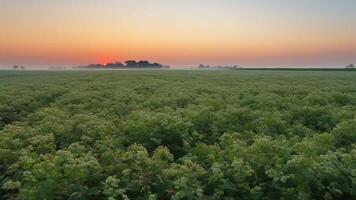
(0, 1, 356, 199)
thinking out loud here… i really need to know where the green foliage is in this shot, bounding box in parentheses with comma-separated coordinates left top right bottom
(0, 70, 355, 199)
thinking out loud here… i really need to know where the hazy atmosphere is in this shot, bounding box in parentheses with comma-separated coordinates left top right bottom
(1, 0, 356, 68)
(1, 1, 356, 199)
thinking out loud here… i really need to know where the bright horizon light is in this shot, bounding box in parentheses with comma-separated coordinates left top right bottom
(0, 0, 355, 68)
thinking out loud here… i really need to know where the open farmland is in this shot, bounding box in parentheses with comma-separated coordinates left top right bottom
(0, 70, 355, 199)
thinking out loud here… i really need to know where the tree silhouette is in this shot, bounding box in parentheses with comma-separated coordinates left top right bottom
(346, 64, 355, 69)
(125, 60, 138, 67)
(76, 60, 166, 69)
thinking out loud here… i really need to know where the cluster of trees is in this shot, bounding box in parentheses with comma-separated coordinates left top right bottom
(77, 60, 170, 69)
(12, 65, 25, 70)
(0, 70, 355, 199)
(346, 64, 355, 70)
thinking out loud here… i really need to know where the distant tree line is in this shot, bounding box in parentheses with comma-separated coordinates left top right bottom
(346, 64, 355, 70)
(12, 65, 25, 70)
(198, 64, 356, 71)
(76, 60, 170, 69)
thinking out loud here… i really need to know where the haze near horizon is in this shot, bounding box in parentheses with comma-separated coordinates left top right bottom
(0, 0, 355, 68)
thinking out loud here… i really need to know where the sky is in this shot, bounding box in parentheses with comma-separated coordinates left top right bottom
(0, 0, 356, 68)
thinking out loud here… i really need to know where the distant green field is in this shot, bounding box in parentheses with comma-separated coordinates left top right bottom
(0, 70, 355, 199)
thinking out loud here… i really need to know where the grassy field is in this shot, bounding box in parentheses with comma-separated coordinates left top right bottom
(0, 70, 355, 199)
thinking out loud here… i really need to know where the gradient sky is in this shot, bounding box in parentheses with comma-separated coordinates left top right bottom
(1, 0, 356, 68)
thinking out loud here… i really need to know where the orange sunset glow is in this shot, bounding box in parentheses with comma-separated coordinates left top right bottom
(1, 0, 355, 68)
